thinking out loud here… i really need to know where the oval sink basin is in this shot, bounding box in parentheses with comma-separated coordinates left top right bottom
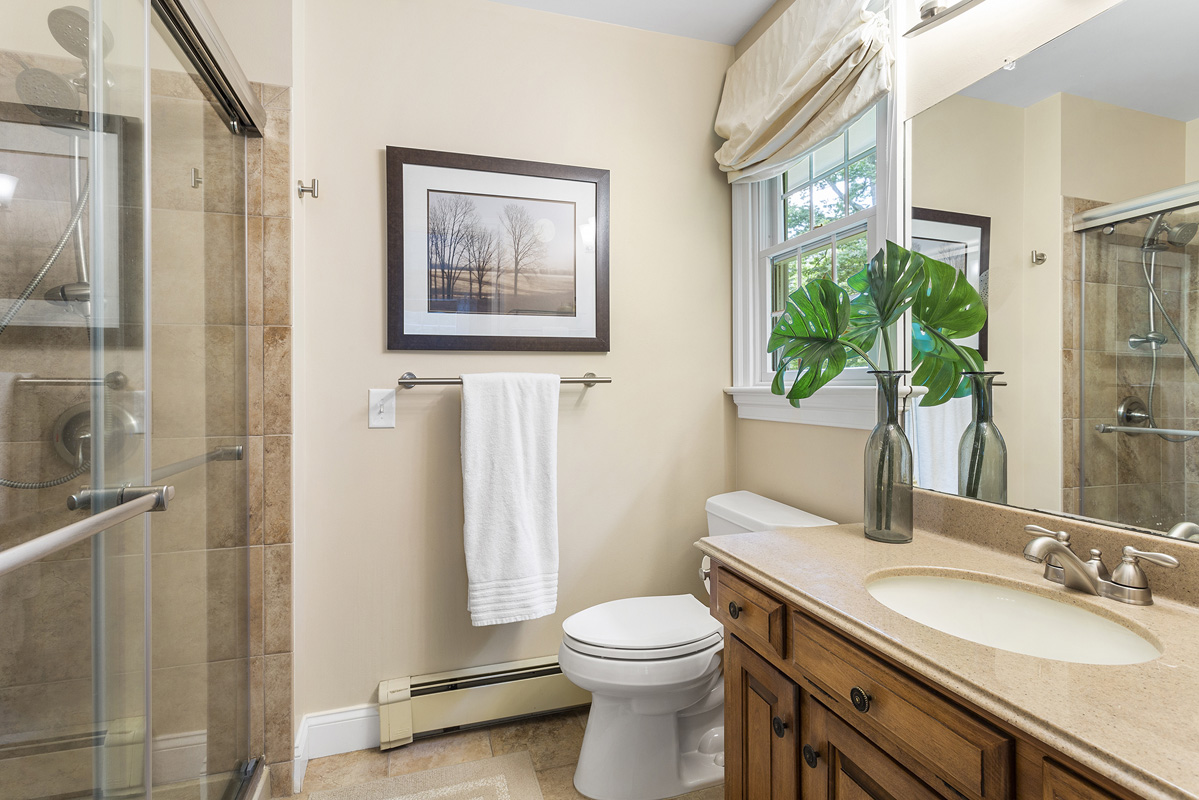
(866, 574, 1161, 665)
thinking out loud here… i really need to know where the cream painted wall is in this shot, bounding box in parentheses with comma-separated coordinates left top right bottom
(1060, 95, 1186, 204)
(295, 0, 736, 720)
(910, 95, 1027, 504)
(1187, 120, 1199, 184)
(903, 0, 1123, 119)
(735, 421, 869, 524)
(205, 0, 293, 87)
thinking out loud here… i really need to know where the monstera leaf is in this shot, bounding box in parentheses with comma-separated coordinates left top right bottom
(769, 279, 855, 406)
(909, 256, 987, 406)
(846, 241, 926, 364)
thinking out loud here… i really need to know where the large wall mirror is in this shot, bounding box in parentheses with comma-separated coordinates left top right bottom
(907, 0, 1199, 544)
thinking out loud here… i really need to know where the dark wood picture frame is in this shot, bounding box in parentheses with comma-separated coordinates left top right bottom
(911, 207, 991, 361)
(386, 147, 610, 352)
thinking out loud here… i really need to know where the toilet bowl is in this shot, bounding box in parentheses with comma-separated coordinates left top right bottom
(559, 491, 834, 800)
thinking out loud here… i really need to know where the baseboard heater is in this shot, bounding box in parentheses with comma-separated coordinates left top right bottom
(378, 655, 589, 750)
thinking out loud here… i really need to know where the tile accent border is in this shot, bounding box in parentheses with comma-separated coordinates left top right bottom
(246, 80, 294, 796)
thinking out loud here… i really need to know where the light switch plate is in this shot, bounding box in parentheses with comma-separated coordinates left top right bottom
(368, 388, 396, 428)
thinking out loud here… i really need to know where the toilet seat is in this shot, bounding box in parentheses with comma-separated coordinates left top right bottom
(563, 630, 723, 660)
(562, 594, 721, 660)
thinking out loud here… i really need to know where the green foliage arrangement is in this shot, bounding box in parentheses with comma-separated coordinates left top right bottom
(769, 241, 986, 406)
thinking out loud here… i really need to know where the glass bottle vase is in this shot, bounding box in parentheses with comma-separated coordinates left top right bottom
(864, 371, 913, 543)
(958, 371, 1008, 503)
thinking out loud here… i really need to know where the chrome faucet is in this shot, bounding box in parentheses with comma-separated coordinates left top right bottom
(1023, 525, 1180, 606)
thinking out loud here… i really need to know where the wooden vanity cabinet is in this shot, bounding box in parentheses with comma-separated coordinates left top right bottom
(725, 635, 799, 800)
(711, 563, 1144, 800)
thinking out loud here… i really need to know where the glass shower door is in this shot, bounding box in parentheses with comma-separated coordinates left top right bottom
(0, 0, 152, 797)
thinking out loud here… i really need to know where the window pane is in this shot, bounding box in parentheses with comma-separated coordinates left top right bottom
(771, 254, 798, 312)
(836, 231, 871, 367)
(848, 153, 876, 212)
(783, 159, 810, 193)
(801, 245, 832, 284)
(848, 107, 877, 159)
(812, 135, 844, 178)
(784, 187, 811, 239)
(812, 169, 846, 228)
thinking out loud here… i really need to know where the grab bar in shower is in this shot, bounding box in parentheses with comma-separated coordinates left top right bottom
(398, 372, 611, 389)
(1095, 423, 1199, 440)
(0, 485, 174, 579)
(151, 445, 243, 482)
(16, 371, 128, 390)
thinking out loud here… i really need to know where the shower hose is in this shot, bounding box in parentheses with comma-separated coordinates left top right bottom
(1140, 249, 1199, 443)
(0, 179, 93, 489)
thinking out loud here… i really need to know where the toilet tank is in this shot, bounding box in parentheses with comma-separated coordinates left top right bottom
(705, 490, 834, 536)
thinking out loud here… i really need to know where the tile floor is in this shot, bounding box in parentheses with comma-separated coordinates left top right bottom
(292, 707, 724, 800)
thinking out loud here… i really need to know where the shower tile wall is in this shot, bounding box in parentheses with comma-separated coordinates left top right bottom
(1063, 196, 1196, 532)
(247, 80, 295, 799)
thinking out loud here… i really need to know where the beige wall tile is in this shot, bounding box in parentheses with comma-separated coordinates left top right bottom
(152, 209, 206, 325)
(207, 547, 249, 663)
(264, 544, 292, 655)
(249, 326, 265, 437)
(248, 137, 264, 217)
(264, 435, 292, 545)
(264, 217, 292, 325)
(152, 663, 208, 737)
(204, 213, 248, 326)
(262, 85, 291, 111)
(269, 761, 293, 797)
(150, 437, 209, 553)
(152, 324, 207, 439)
(152, 550, 208, 669)
(0, 558, 92, 689)
(248, 216, 264, 326)
(250, 655, 265, 757)
(248, 435, 265, 545)
(262, 108, 291, 219)
(264, 653, 293, 765)
(249, 544, 264, 657)
(205, 325, 247, 438)
(1062, 418, 1079, 489)
(1062, 349, 1079, 419)
(1062, 280, 1080, 350)
(263, 327, 292, 436)
(151, 96, 205, 212)
(205, 439, 248, 550)
(207, 657, 250, 774)
(203, 104, 247, 216)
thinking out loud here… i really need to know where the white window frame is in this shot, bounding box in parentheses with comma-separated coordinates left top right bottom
(728, 94, 906, 429)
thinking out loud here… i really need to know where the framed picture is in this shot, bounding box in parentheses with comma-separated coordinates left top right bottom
(910, 207, 991, 360)
(385, 147, 610, 351)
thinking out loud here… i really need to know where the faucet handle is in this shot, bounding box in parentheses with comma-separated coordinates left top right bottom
(1111, 545, 1180, 589)
(1086, 548, 1112, 581)
(1025, 524, 1071, 544)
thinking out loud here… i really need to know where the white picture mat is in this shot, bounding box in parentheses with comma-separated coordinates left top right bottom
(911, 217, 982, 351)
(402, 163, 598, 338)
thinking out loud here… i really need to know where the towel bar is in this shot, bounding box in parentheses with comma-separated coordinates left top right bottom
(398, 372, 610, 389)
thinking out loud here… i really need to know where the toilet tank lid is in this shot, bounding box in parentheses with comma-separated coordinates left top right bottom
(705, 490, 835, 531)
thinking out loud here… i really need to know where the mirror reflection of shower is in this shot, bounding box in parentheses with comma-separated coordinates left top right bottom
(0, 6, 114, 490)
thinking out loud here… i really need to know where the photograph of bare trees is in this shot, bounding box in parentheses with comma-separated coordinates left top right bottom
(426, 190, 577, 316)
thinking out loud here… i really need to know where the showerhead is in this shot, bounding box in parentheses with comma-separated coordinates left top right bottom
(14, 67, 80, 124)
(1142, 212, 1198, 250)
(48, 6, 114, 60)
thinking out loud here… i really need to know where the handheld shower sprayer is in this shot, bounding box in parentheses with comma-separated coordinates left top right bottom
(1141, 212, 1199, 251)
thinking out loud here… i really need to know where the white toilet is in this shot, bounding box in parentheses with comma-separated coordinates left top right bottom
(559, 491, 834, 800)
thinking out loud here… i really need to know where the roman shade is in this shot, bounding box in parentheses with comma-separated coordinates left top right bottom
(714, 0, 893, 184)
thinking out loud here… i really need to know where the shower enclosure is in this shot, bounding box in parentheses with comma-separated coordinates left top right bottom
(0, 1, 264, 797)
(1074, 189, 1199, 537)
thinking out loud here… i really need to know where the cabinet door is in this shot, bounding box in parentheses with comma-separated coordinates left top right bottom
(1042, 760, 1122, 800)
(725, 635, 799, 800)
(801, 695, 941, 800)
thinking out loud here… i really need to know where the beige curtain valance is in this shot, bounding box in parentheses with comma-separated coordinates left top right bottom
(714, 0, 893, 185)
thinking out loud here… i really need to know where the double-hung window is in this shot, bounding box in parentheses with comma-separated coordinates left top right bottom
(730, 102, 893, 428)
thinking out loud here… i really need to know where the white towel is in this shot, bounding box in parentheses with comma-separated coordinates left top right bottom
(461, 373, 560, 626)
(913, 394, 973, 494)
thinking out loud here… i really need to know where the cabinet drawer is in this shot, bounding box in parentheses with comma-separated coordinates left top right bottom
(712, 566, 787, 658)
(1043, 760, 1122, 800)
(792, 613, 1012, 800)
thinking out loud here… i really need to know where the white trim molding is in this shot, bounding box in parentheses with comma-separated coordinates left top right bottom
(727, 385, 876, 429)
(293, 704, 381, 792)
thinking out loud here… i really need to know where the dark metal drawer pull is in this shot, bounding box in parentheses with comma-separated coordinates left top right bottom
(728, 601, 741, 619)
(850, 686, 872, 713)
(803, 744, 819, 768)
(772, 716, 787, 738)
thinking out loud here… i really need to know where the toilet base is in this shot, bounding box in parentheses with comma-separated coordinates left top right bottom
(573, 687, 724, 800)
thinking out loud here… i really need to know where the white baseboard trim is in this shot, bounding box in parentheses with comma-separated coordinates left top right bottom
(293, 704, 380, 792)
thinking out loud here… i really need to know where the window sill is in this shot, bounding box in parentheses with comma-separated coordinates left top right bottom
(725, 385, 877, 429)
(726, 384, 928, 430)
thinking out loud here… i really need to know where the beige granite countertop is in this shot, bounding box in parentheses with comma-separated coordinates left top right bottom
(697, 523, 1199, 800)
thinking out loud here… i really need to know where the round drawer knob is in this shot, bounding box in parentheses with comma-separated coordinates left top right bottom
(728, 601, 742, 620)
(850, 686, 872, 713)
(802, 744, 819, 769)
(772, 716, 787, 738)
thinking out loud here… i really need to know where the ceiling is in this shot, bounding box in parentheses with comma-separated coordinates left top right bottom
(486, 0, 779, 46)
(958, 0, 1199, 122)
